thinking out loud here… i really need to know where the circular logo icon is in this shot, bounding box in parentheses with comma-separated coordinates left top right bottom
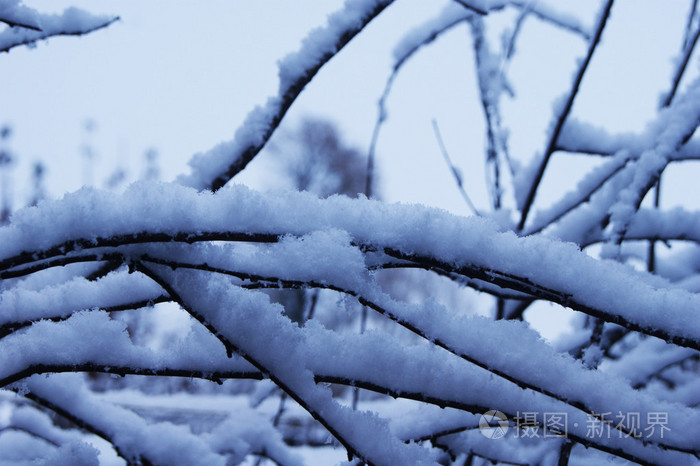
(479, 410, 509, 439)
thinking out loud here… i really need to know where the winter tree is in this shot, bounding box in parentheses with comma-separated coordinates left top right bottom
(0, 1, 699, 465)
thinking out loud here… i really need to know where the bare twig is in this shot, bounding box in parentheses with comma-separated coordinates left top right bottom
(304, 289, 320, 321)
(431, 120, 481, 215)
(660, 22, 700, 108)
(0, 364, 263, 390)
(366, 14, 469, 198)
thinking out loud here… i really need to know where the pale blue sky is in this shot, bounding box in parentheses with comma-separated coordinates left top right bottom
(2, 1, 694, 213)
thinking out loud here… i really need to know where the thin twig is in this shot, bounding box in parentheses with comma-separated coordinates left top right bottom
(431, 119, 481, 215)
(683, 0, 699, 50)
(451, 0, 488, 16)
(10, 388, 144, 465)
(0, 18, 42, 31)
(660, 22, 700, 108)
(365, 15, 469, 199)
(0, 364, 263, 390)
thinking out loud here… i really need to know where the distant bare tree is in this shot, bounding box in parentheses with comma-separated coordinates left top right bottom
(272, 118, 368, 199)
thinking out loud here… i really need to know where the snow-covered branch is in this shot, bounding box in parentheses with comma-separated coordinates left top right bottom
(181, 0, 396, 192)
(0, 5, 118, 54)
(3, 2, 700, 464)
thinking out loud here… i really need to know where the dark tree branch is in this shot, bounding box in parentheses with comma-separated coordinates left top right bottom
(207, 1, 395, 192)
(5, 228, 700, 352)
(683, 0, 699, 50)
(503, 4, 529, 63)
(382, 248, 700, 351)
(0, 364, 263, 390)
(408, 424, 479, 444)
(649, 6, 700, 272)
(517, 0, 615, 231)
(134, 263, 238, 358)
(661, 20, 700, 108)
(524, 155, 631, 236)
(611, 140, 698, 250)
(304, 289, 320, 321)
(632, 354, 699, 390)
(1, 252, 127, 280)
(0, 16, 120, 54)
(315, 376, 662, 466)
(0, 18, 41, 31)
(136, 263, 372, 465)
(85, 260, 124, 281)
(0, 294, 170, 339)
(0, 231, 280, 274)
(451, 0, 488, 16)
(3, 358, 689, 463)
(11, 388, 144, 465)
(558, 441, 574, 466)
(134, 255, 695, 451)
(377, 262, 531, 300)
